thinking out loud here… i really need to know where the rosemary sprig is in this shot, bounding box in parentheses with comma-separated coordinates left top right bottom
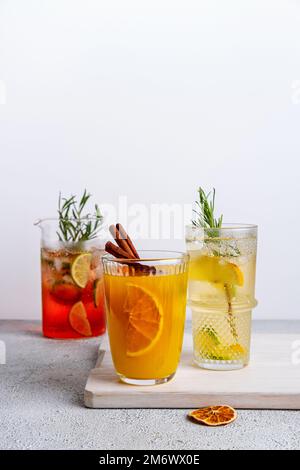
(192, 187, 240, 257)
(192, 187, 223, 230)
(57, 189, 103, 242)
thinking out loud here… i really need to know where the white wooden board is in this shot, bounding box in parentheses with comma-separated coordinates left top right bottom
(84, 331, 300, 409)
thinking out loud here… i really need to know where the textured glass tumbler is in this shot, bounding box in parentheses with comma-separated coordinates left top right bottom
(102, 251, 189, 385)
(186, 224, 257, 370)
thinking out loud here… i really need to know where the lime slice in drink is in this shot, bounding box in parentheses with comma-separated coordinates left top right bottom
(93, 278, 104, 308)
(71, 253, 92, 288)
(195, 327, 229, 360)
(194, 326, 220, 354)
(195, 326, 246, 361)
(189, 255, 244, 286)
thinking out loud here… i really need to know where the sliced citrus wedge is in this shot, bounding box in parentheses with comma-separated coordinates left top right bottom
(189, 405, 237, 426)
(228, 343, 246, 358)
(195, 327, 246, 360)
(93, 278, 104, 308)
(189, 255, 244, 286)
(124, 284, 163, 357)
(194, 326, 224, 359)
(71, 253, 92, 288)
(69, 301, 92, 336)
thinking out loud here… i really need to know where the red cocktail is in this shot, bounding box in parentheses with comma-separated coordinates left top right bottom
(37, 190, 106, 339)
(41, 244, 105, 338)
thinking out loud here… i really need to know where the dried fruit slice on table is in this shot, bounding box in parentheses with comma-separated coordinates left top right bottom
(124, 284, 163, 357)
(69, 301, 92, 336)
(189, 405, 237, 426)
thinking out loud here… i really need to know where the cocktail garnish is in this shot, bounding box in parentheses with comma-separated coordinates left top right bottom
(105, 240, 131, 259)
(57, 189, 103, 242)
(124, 284, 163, 356)
(105, 225, 155, 275)
(93, 278, 104, 308)
(71, 253, 92, 288)
(69, 301, 92, 336)
(109, 223, 140, 259)
(192, 187, 240, 257)
(192, 187, 223, 230)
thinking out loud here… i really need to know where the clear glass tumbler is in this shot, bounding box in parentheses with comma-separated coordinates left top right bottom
(36, 218, 106, 339)
(102, 251, 189, 385)
(186, 224, 257, 370)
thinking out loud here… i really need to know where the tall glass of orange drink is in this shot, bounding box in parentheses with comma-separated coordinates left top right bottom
(102, 251, 189, 385)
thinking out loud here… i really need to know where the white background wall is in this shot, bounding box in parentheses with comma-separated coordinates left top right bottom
(0, 0, 299, 320)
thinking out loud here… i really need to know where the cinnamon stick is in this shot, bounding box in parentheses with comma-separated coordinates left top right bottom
(105, 224, 155, 275)
(105, 241, 130, 259)
(116, 223, 140, 259)
(109, 224, 135, 258)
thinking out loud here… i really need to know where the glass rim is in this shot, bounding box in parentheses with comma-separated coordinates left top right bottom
(34, 216, 104, 225)
(186, 223, 257, 231)
(102, 250, 189, 263)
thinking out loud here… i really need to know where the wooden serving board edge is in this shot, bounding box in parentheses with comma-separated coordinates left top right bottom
(84, 389, 300, 410)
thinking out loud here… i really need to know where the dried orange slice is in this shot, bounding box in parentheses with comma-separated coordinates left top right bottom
(69, 301, 92, 336)
(124, 284, 163, 357)
(189, 405, 237, 426)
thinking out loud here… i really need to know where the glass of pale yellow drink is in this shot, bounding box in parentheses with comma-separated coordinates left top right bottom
(102, 251, 189, 385)
(186, 224, 257, 371)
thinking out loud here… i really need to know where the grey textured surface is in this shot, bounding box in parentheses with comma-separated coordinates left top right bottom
(0, 320, 300, 450)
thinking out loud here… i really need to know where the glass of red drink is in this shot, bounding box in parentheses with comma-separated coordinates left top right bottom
(36, 218, 106, 339)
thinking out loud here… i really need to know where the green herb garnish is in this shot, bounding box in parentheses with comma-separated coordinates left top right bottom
(192, 186, 240, 258)
(192, 187, 223, 230)
(57, 189, 103, 242)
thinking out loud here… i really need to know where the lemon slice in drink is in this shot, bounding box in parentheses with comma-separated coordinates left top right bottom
(228, 343, 246, 358)
(71, 253, 92, 288)
(189, 255, 244, 286)
(124, 284, 163, 357)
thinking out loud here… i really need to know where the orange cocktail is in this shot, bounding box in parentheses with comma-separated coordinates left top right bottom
(103, 251, 189, 385)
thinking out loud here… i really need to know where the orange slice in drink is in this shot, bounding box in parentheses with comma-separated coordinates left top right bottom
(69, 301, 92, 336)
(124, 284, 163, 357)
(189, 405, 237, 426)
